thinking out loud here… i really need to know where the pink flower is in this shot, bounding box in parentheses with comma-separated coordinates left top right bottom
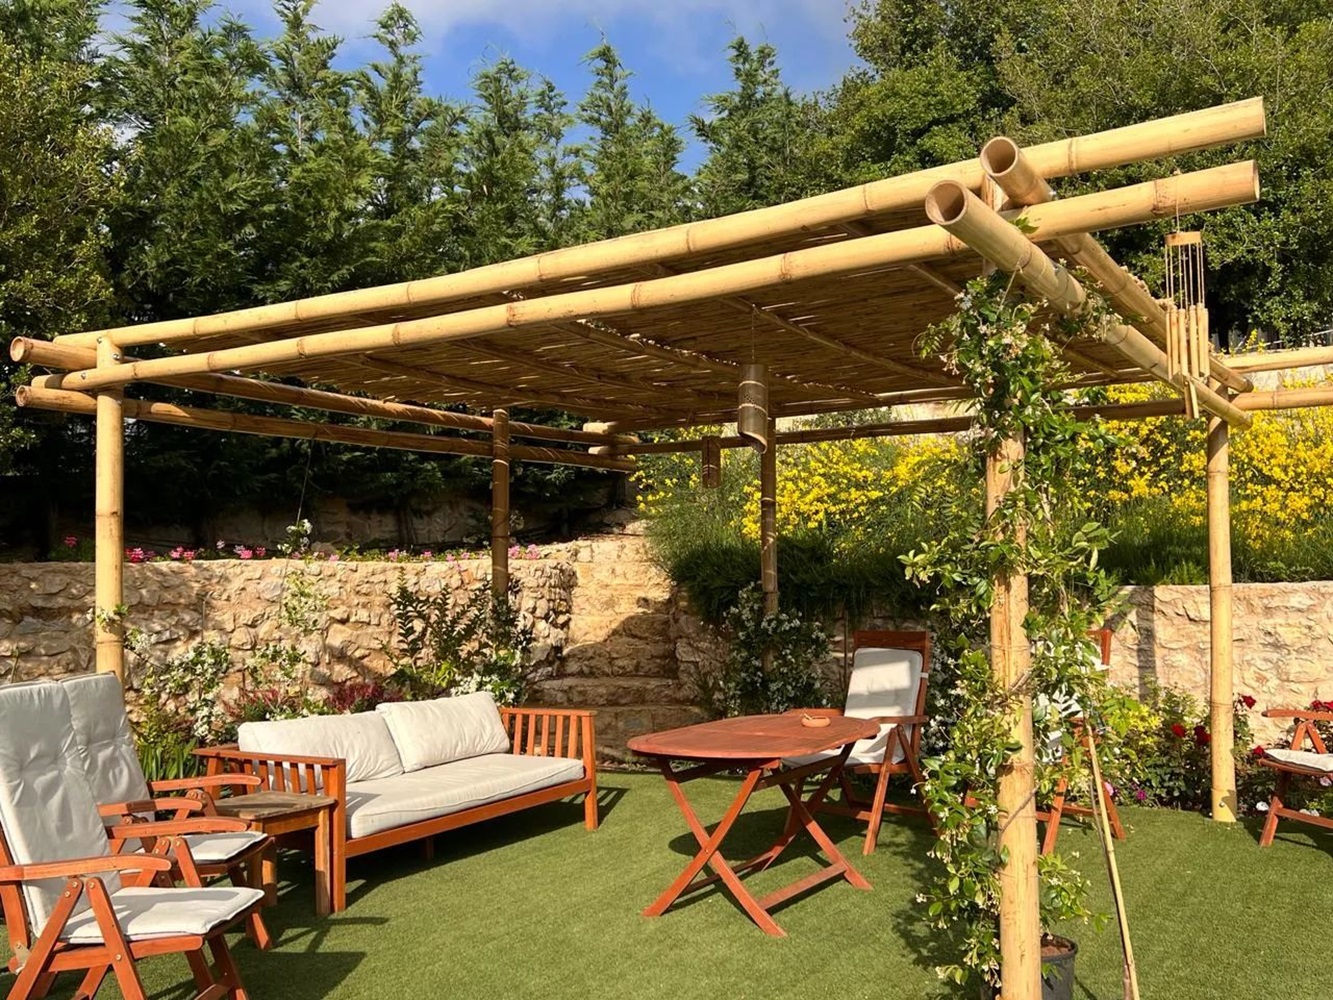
(254, 546, 266, 558)
(182, 549, 196, 562)
(63, 536, 78, 548)
(421, 550, 434, 560)
(126, 547, 145, 563)
(215, 539, 226, 550)
(236, 546, 253, 560)
(327, 553, 340, 562)
(169, 547, 184, 560)
(387, 549, 401, 562)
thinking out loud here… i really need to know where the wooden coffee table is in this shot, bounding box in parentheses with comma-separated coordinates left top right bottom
(627, 714, 879, 937)
(212, 789, 337, 916)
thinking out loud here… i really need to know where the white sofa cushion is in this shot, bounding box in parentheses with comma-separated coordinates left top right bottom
(376, 692, 510, 771)
(1266, 748, 1333, 772)
(343, 753, 584, 839)
(59, 885, 265, 944)
(238, 712, 403, 784)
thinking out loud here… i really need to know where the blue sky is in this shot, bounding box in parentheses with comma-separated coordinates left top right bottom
(202, 0, 863, 167)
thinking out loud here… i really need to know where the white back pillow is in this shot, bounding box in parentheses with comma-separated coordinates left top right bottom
(377, 692, 510, 772)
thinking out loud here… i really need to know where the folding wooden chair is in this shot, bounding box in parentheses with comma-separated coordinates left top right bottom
(785, 630, 933, 855)
(1258, 706, 1333, 846)
(1036, 628, 1126, 854)
(0, 680, 266, 1000)
(61, 674, 274, 949)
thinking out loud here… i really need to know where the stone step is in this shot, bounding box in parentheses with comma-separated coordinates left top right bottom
(565, 612, 674, 644)
(532, 675, 694, 708)
(560, 637, 678, 678)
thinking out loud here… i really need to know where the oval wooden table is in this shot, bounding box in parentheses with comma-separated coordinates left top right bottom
(627, 714, 879, 937)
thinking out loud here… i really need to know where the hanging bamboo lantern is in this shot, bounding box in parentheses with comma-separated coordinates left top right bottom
(700, 436, 722, 488)
(737, 363, 770, 452)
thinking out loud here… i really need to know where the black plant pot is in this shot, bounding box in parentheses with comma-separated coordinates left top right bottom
(978, 936, 1078, 1000)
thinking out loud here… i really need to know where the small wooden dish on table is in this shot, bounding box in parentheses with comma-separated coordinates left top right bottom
(211, 789, 338, 916)
(627, 713, 878, 937)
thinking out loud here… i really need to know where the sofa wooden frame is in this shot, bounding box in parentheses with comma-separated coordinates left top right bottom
(195, 707, 598, 912)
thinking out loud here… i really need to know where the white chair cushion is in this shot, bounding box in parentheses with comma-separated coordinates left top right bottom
(344, 753, 583, 839)
(63, 673, 153, 813)
(181, 831, 267, 865)
(238, 712, 404, 784)
(0, 681, 116, 931)
(841, 646, 925, 764)
(1266, 748, 1333, 772)
(783, 748, 887, 770)
(376, 693, 510, 771)
(59, 886, 264, 944)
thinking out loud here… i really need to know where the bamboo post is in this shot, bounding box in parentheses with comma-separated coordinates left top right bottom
(987, 433, 1042, 1000)
(1207, 396, 1238, 823)
(760, 417, 779, 617)
(1083, 726, 1141, 999)
(94, 339, 125, 680)
(491, 409, 510, 601)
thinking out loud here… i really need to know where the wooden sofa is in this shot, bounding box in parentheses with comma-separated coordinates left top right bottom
(196, 696, 597, 913)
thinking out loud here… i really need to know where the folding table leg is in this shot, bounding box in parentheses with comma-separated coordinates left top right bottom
(778, 781, 872, 891)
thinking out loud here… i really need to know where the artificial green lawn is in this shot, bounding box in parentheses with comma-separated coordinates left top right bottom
(6, 771, 1331, 999)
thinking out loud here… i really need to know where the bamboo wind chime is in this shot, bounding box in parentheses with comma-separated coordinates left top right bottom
(1164, 231, 1210, 418)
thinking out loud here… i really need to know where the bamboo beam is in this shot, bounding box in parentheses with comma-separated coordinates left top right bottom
(987, 432, 1042, 1000)
(1207, 395, 1238, 823)
(17, 386, 635, 472)
(979, 136, 1250, 394)
(1224, 344, 1333, 373)
(56, 163, 1261, 394)
(94, 340, 125, 681)
(60, 98, 1265, 351)
(13, 336, 626, 446)
(492, 410, 511, 599)
(923, 181, 1253, 428)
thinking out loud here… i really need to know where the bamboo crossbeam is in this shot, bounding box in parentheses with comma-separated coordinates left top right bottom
(1223, 344, 1333, 373)
(12, 336, 628, 446)
(16, 386, 636, 472)
(58, 99, 1264, 351)
(979, 137, 1250, 393)
(923, 181, 1253, 428)
(53, 163, 1262, 395)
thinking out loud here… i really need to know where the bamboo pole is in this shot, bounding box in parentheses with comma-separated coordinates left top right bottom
(987, 433, 1042, 1000)
(54, 163, 1260, 394)
(58, 100, 1264, 352)
(16, 386, 636, 472)
(12, 337, 636, 446)
(492, 410, 511, 600)
(923, 181, 1253, 428)
(1224, 344, 1333, 373)
(1083, 726, 1141, 999)
(1207, 395, 1238, 823)
(759, 416, 779, 673)
(94, 339, 125, 681)
(979, 137, 1250, 394)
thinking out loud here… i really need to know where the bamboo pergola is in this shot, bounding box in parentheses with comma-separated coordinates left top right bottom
(19, 95, 1333, 998)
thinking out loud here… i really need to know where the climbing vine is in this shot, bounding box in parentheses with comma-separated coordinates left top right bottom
(902, 272, 1122, 988)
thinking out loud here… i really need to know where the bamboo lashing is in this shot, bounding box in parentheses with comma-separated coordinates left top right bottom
(979, 138, 1250, 394)
(11, 337, 627, 447)
(922, 181, 1252, 428)
(51, 163, 1261, 395)
(57, 99, 1265, 352)
(16, 386, 636, 472)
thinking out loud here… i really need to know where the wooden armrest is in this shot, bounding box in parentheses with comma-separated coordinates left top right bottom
(151, 774, 261, 793)
(1264, 709, 1333, 722)
(195, 746, 344, 767)
(98, 798, 204, 818)
(107, 817, 250, 839)
(783, 708, 844, 718)
(0, 854, 172, 883)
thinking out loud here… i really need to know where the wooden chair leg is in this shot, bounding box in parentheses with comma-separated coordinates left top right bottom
(1103, 784, 1126, 841)
(863, 764, 892, 856)
(584, 787, 600, 831)
(29, 971, 58, 999)
(1259, 772, 1289, 847)
(185, 948, 216, 993)
(71, 965, 109, 999)
(88, 878, 149, 1000)
(420, 837, 435, 862)
(209, 933, 251, 1000)
(1042, 777, 1069, 856)
(10, 880, 83, 1000)
(230, 866, 274, 949)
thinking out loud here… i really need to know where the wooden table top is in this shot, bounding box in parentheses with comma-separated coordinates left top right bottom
(212, 790, 335, 821)
(627, 714, 878, 762)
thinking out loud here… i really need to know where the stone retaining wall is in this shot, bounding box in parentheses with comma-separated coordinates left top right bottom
(3, 535, 1331, 750)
